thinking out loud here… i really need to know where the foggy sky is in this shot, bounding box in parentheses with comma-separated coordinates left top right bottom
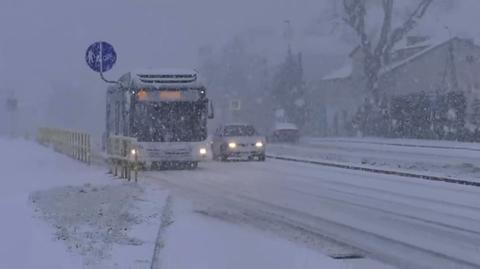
(1, 0, 480, 134)
(0, 0, 323, 88)
(1, 0, 479, 94)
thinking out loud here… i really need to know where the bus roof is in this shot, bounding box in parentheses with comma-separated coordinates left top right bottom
(126, 68, 205, 89)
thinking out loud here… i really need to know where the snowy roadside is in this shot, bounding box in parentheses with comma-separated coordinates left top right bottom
(268, 137, 480, 180)
(0, 138, 168, 268)
(305, 137, 480, 150)
(30, 183, 171, 269)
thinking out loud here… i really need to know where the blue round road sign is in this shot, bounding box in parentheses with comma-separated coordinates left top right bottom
(85, 41, 117, 73)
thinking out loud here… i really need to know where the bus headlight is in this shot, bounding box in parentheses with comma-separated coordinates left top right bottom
(199, 147, 207, 156)
(228, 142, 237, 149)
(255, 142, 264, 148)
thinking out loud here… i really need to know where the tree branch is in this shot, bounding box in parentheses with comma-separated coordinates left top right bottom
(384, 0, 434, 60)
(341, 0, 434, 99)
(374, 0, 393, 59)
(343, 0, 369, 48)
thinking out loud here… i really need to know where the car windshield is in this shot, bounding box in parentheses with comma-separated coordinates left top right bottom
(223, 125, 256, 136)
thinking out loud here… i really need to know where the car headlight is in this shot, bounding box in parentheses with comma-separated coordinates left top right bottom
(131, 149, 137, 155)
(255, 142, 264, 148)
(228, 142, 237, 149)
(199, 148, 207, 155)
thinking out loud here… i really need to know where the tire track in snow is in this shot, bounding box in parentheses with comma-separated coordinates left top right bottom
(249, 159, 480, 207)
(193, 162, 480, 238)
(145, 172, 480, 269)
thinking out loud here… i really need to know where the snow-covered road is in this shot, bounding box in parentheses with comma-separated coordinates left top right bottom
(145, 160, 480, 269)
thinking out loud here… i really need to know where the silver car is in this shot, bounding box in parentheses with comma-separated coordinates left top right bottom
(211, 124, 266, 161)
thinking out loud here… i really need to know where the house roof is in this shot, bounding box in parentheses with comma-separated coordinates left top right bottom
(322, 62, 352, 80)
(322, 37, 466, 81)
(274, 122, 298, 130)
(380, 37, 453, 74)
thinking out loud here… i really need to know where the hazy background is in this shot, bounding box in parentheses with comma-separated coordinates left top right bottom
(1, 0, 480, 137)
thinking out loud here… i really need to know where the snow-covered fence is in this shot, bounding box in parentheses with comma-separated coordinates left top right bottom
(37, 128, 91, 164)
(106, 136, 139, 182)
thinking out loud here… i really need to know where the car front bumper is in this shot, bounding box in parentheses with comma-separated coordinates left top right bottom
(224, 147, 265, 158)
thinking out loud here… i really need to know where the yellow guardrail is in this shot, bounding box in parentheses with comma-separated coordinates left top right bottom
(37, 128, 140, 181)
(106, 136, 140, 182)
(37, 128, 91, 164)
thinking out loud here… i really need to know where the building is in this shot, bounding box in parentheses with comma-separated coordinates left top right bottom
(307, 37, 480, 136)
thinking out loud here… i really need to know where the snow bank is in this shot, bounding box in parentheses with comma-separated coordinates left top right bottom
(0, 138, 104, 268)
(269, 137, 480, 180)
(0, 138, 168, 268)
(30, 183, 144, 267)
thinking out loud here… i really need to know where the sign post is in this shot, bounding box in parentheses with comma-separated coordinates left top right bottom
(85, 41, 119, 84)
(230, 99, 241, 111)
(229, 99, 241, 122)
(6, 97, 18, 138)
(6, 98, 17, 112)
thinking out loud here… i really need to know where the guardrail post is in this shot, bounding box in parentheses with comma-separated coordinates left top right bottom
(73, 132, 77, 159)
(74, 132, 77, 159)
(134, 154, 138, 182)
(84, 133, 87, 163)
(127, 162, 131, 181)
(121, 161, 126, 179)
(80, 133, 83, 162)
(86, 134, 91, 165)
(81, 133, 84, 161)
(124, 161, 128, 179)
(105, 136, 140, 182)
(114, 160, 118, 177)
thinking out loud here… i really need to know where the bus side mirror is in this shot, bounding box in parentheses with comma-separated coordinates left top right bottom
(208, 101, 215, 119)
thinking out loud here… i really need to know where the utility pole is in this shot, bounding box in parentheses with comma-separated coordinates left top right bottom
(283, 19, 293, 51)
(6, 92, 18, 138)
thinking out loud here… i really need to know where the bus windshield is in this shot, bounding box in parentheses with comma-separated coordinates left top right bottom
(132, 101, 207, 142)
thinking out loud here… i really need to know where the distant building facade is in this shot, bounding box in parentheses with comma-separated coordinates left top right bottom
(306, 37, 480, 136)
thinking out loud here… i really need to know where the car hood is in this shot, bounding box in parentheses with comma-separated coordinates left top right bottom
(223, 136, 265, 144)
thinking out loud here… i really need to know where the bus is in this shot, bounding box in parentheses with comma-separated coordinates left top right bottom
(105, 69, 214, 169)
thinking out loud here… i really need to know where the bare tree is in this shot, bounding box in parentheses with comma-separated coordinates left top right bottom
(343, 0, 433, 101)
